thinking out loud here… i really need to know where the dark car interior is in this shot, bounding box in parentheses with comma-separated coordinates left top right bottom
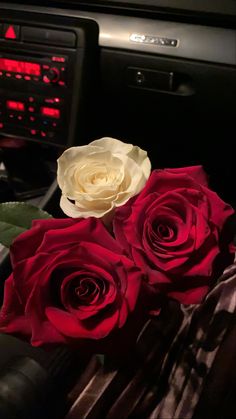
(0, 1, 235, 418)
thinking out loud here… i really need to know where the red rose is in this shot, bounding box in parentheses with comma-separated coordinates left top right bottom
(0, 218, 142, 346)
(114, 166, 234, 304)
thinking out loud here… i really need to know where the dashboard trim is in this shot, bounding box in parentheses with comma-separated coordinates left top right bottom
(0, 3, 236, 65)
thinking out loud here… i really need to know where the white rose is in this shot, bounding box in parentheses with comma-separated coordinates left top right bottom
(57, 137, 151, 218)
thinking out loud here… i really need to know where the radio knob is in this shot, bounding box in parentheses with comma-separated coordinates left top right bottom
(44, 68, 60, 83)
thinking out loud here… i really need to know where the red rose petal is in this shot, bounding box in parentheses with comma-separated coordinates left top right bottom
(31, 319, 67, 346)
(135, 170, 203, 199)
(165, 166, 209, 186)
(37, 218, 122, 255)
(168, 285, 210, 305)
(0, 275, 31, 336)
(184, 238, 220, 277)
(201, 186, 234, 228)
(11, 218, 77, 267)
(118, 299, 129, 328)
(60, 265, 117, 319)
(122, 267, 142, 311)
(46, 306, 120, 339)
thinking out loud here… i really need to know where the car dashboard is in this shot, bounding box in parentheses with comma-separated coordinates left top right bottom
(0, 0, 234, 202)
(0, 1, 235, 201)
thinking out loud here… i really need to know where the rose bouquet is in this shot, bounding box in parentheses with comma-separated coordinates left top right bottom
(0, 138, 234, 350)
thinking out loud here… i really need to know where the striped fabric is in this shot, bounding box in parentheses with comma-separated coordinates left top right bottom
(149, 261, 236, 419)
(66, 260, 236, 419)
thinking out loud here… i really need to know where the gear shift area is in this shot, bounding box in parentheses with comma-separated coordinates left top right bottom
(0, 137, 57, 203)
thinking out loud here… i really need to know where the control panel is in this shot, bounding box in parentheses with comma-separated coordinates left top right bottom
(0, 14, 98, 147)
(0, 89, 63, 142)
(0, 53, 68, 143)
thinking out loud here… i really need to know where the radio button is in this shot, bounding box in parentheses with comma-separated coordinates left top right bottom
(44, 68, 60, 83)
(43, 75, 50, 84)
(45, 98, 54, 104)
(3, 24, 20, 40)
(52, 57, 66, 63)
(44, 97, 62, 104)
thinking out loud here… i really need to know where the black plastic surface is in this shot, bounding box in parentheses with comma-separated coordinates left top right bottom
(0, 334, 83, 419)
(21, 26, 77, 47)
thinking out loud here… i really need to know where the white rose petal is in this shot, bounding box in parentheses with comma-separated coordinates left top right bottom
(57, 137, 151, 218)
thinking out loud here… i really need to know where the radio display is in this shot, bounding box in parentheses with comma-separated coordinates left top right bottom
(0, 58, 41, 76)
(7, 100, 25, 111)
(41, 107, 60, 118)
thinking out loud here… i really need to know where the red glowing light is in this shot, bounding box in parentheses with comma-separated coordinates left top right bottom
(7, 101, 25, 111)
(4, 26, 17, 40)
(41, 107, 60, 119)
(0, 59, 41, 76)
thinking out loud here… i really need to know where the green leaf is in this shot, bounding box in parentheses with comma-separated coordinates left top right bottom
(0, 202, 52, 248)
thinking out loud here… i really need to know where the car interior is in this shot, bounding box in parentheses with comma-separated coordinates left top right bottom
(0, 1, 235, 418)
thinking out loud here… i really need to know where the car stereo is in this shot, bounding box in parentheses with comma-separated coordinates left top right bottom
(0, 13, 98, 147)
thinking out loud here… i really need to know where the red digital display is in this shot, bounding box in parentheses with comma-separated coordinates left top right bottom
(0, 58, 41, 76)
(7, 100, 25, 111)
(41, 107, 60, 119)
